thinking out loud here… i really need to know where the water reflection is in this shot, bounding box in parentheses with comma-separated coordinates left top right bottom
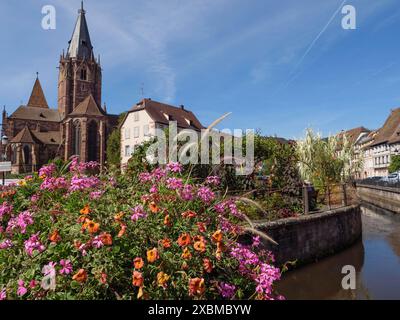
(277, 206, 400, 300)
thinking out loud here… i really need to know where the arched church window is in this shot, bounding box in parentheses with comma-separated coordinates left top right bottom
(72, 121, 81, 157)
(80, 68, 87, 81)
(23, 145, 31, 165)
(88, 121, 98, 162)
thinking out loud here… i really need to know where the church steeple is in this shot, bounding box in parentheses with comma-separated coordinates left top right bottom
(58, 2, 102, 118)
(67, 1, 93, 59)
(27, 75, 49, 108)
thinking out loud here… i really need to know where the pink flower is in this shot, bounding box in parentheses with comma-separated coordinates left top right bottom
(166, 162, 182, 173)
(92, 236, 104, 248)
(218, 282, 236, 298)
(90, 190, 104, 200)
(197, 186, 215, 203)
(139, 172, 152, 183)
(166, 177, 183, 190)
(130, 205, 147, 221)
(151, 167, 166, 181)
(205, 175, 220, 186)
(17, 280, 27, 297)
(24, 233, 45, 257)
(40, 177, 69, 190)
(0, 202, 13, 220)
(149, 184, 158, 194)
(6, 211, 34, 234)
(68, 176, 100, 192)
(38, 163, 56, 178)
(0, 239, 13, 249)
(59, 259, 73, 275)
(180, 184, 194, 201)
(0, 288, 6, 300)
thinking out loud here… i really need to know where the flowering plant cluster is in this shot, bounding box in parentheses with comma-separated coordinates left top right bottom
(0, 159, 282, 300)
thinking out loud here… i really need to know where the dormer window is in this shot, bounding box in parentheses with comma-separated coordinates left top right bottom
(80, 68, 87, 80)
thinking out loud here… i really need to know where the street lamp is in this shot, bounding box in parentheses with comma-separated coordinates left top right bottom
(1, 135, 8, 185)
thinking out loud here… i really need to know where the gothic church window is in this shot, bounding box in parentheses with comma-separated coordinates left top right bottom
(80, 68, 87, 81)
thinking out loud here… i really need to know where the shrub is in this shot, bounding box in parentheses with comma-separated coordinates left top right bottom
(0, 158, 282, 300)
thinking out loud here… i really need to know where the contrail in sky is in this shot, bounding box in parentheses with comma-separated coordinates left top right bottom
(280, 0, 348, 90)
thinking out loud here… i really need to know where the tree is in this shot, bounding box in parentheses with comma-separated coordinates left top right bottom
(389, 155, 400, 173)
(106, 112, 126, 170)
(296, 128, 362, 188)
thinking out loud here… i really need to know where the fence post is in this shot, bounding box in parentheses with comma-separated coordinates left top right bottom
(327, 185, 331, 210)
(303, 186, 309, 214)
(342, 183, 348, 207)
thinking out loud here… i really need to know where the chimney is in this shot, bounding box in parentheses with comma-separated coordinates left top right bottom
(180, 104, 184, 110)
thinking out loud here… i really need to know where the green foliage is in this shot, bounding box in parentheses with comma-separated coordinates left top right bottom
(106, 113, 126, 170)
(296, 128, 362, 189)
(389, 155, 400, 173)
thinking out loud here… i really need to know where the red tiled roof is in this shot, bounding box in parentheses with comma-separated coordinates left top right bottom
(371, 108, 400, 146)
(128, 98, 204, 130)
(70, 94, 105, 116)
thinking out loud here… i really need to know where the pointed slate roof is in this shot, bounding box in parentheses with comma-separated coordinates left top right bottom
(10, 126, 42, 144)
(70, 94, 105, 116)
(27, 78, 49, 108)
(67, 3, 93, 59)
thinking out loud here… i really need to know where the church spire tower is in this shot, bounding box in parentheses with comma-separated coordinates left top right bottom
(57, 2, 101, 118)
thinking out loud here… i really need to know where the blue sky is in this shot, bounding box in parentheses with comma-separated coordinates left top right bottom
(1, 0, 400, 139)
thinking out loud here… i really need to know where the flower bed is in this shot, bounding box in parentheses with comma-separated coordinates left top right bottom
(0, 158, 282, 300)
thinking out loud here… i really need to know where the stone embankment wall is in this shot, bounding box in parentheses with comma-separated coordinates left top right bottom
(252, 205, 362, 266)
(357, 184, 400, 214)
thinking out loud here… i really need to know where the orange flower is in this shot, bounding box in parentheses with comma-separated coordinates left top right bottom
(197, 222, 207, 233)
(117, 224, 127, 238)
(188, 278, 205, 296)
(181, 247, 192, 260)
(157, 271, 170, 288)
(163, 214, 171, 226)
(132, 271, 144, 287)
(193, 240, 206, 253)
(147, 247, 159, 263)
(80, 204, 90, 215)
(177, 233, 191, 247)
(149, 201, 160, 213)
(100, 233, 112, 246)
(203, 258, 213, 273)
(161, 238, 171, 249)
(216, 241, 224, 260)
(72, 269, 87, 283)
(83, 220, 100, 234)
(181, 210, 196, 218)
(114, 211, 124, 221)
(212, 230, 223, 243)
(49, 230, 61, 243)
(133, 257, 144, 269)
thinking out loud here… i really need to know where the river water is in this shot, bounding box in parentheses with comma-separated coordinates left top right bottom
(276, 206, 400, 300)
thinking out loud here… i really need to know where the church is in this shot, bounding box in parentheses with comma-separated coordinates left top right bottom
(1, 4, 119, 173)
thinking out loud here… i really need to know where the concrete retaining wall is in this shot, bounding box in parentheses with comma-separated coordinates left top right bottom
(357, 184, 400, 214)
(252, 205, 362, 266)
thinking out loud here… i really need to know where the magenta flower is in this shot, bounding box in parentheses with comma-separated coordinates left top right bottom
(17, 280, 27, 297)
(59, 259, 73, 275)
(29, 280, 38, 289)
(0, 288, 6, 300)
(166, 177, 183, 190)
(90, 190, 104, 200)
(0, 239, 13, 249)
(180, 184, 194, 201)
(205, 175, 220, 186)
(40, 177, 69, 190)
(218, 282, 236, 298)
(252, 236, 261, 248)
(149, 184, 158, 194)
(130, 205, 147, 221)
(0, 202, 13, 220)
(24, 233, 45, 257)
(139, 172, 152, 183)
(38, 163, 56, 178)
(92, 236, 104, 248)
(166, 162, 182, 173)
(197, 186, 215, 203)
(68, 176, 100, 192)
(6, 210, 34, 234)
